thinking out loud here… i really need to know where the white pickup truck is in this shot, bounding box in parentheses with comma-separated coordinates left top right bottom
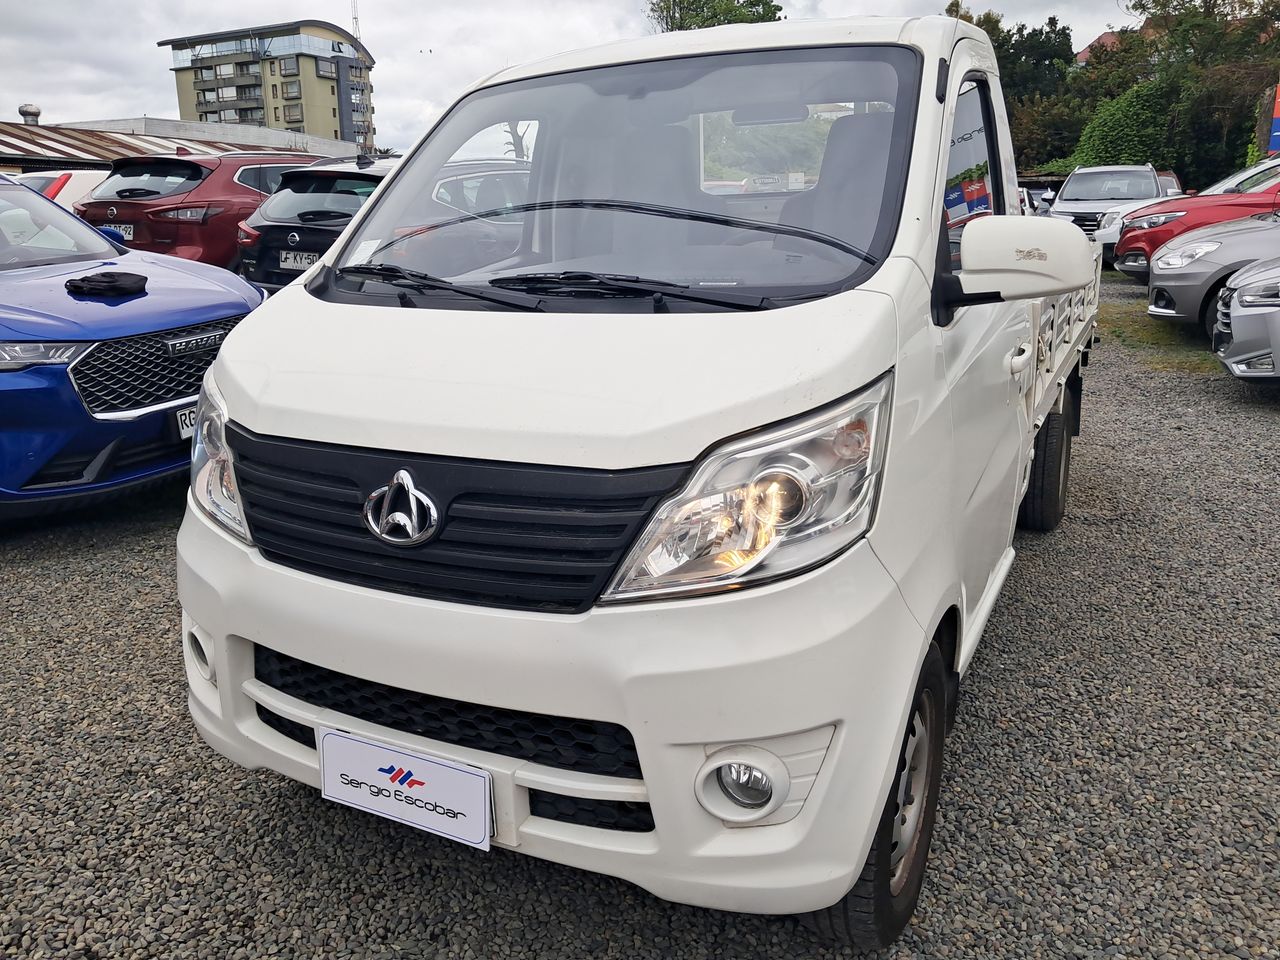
(179, 15, 1099, 949)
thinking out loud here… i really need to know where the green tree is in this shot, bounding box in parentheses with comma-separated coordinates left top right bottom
(647, 0, 781, 31)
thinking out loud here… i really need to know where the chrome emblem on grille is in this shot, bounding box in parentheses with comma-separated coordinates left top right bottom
(287, 232, 301, 246)
(164, 330, 228, 357)
(107, 206, 117, 219)
(363, 470, 439, 547)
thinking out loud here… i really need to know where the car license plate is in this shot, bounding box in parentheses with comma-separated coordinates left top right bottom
(279, 250, 318, 270)
(102, 223, 133, 240)
(318, 727, 492, 850)
(175, 405, 198, 440)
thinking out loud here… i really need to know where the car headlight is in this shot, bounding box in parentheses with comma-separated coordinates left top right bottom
(1124, 211, 1185, 231)
(1155, 242, 1220, 270)
(190, 375, 251, 543)
(1238, 279, 1280, 307)
(1100, 212, 1121, 230)
(601, 374, 892, 602)
(0, 342, 90, 372)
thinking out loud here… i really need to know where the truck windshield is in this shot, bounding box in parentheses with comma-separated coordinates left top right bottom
(329, 46, 920, 311)
(1059, 170, 1159, 202)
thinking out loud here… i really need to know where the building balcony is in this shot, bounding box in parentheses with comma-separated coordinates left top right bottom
(199, 95, 264, 111)
(190, 50, 261, 66)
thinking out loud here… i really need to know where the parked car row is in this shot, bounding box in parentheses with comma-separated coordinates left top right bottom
(0, 172, 263, 519)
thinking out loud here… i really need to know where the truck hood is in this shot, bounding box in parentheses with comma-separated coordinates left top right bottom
(213, 274, 900, 469)
(0, 250, 262, 341)
(1227, 253, 1280, 289)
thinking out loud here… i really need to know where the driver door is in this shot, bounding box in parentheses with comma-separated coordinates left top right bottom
(938, 62, 1034, 622)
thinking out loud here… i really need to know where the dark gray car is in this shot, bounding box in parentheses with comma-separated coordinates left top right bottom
(1213, 255, 1280, 379)
(1147, 212, 1280, 337)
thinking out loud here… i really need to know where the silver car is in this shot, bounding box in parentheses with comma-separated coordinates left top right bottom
(1147, 212, 1280, 338)
(1214, 255, 1280, 380)
(1042, 164, 1165, 242)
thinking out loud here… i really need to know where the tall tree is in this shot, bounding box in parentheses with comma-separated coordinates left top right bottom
(647, 0, 781, 31)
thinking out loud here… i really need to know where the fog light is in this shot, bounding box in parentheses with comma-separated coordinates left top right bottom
(186, 630, 216, 685)
(717, 762, 773, 808)
(1233, 353, 1275, 374)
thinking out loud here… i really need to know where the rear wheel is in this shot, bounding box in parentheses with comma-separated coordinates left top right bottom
(798, 644, 947, 950)
(1017, 387, 1077, 532)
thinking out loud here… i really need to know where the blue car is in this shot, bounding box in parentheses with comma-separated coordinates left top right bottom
(0, 173, 263, 519)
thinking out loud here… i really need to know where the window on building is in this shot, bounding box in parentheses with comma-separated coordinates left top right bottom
(237, 62, 261, 77)
(334, 129, 339, 139)
(220, 109, 239, 121)
(317, 59, 337, 79)
(330, 85, 336, 96)
(284, 103, 303, 123)
(271, 83, 278, 98)
(217, 85, 238, 102)
(269, 60, 276, 76)
(196, 67, 215, 82)
(282, 80, 301, 100)
(332, 107, 337, 118)
(274, 107, 280, 121)
(215, 62, 234, 78)
(279, 56, 298, 76)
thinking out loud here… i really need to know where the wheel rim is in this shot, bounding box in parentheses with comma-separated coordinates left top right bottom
(889, 689, 935, 896)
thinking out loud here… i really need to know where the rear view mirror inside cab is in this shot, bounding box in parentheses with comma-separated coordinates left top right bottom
(731, 103, 811, 125)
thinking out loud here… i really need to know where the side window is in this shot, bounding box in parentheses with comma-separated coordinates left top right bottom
(942, 78, 1003, 267)
(259, 165, 299, 195)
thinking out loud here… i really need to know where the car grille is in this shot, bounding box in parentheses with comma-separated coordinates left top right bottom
(528, 791, 655, 832)
(253, 644, 644, 779)
(23, 437, 189, 489)
(69, 316, 244, 416)
(1217, 286, 1235, 332)
(227, 423, 690, 614)
(1070, 213, 1101, 238)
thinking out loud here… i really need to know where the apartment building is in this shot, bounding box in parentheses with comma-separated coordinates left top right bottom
(158, 20, 375, 147)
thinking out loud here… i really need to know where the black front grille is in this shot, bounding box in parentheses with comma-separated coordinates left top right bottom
(528, 791, 654, 832)
(70, 316, 243, 415)
(229, 423, 689, 614)
(1217, 286, 1235, 331)
(23, 436, 189, 489)
(1070, 213, 1101, 237)
(254, 645, 644, 779)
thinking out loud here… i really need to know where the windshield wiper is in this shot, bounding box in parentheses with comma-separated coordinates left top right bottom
(335, 262, 544, 312)
(363, 199, 877, 266)
(296, 209, 352, 222)
(489, 271, 774, 310)
(113, 188, 160, 199)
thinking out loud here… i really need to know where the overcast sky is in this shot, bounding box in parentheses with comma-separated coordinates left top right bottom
(0, 0, 1141, 150)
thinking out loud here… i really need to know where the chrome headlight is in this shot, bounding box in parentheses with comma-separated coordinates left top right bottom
(0, 342, 90, 372)
(190, 375, 251, 543)
(1155, 242, 1220, 270)
(601, 375, 892, 602)
(1124, 211, 1185, 231)
(1238, 279, 1280, 307)
(1099, 211, 1122, 230)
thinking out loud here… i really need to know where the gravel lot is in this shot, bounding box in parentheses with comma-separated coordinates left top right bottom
(3, 285, 1278, 960)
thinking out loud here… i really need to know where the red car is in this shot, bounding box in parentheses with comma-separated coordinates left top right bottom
(1114, 165, 1280, 282)
(75, 151, 317, 269)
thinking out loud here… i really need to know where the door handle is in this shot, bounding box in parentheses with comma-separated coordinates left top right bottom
(1009, 342, 1033, 375)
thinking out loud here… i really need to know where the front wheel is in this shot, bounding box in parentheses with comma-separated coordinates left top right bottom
(798, 644, 947, 950)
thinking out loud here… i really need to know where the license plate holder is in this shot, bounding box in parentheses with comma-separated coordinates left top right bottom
(279, 250, 318, 270)
(175, 405, 198, 440)
(102, 223, 133, 240)
(318, 727, 492, 850)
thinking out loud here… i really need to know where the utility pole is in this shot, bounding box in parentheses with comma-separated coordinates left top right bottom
(351, 0, 375, 151)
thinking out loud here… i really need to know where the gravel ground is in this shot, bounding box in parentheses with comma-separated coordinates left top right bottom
(3, 288, 1278, 959)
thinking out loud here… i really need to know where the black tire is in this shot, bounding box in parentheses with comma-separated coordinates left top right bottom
(1200, 281, 1226, 341)
(1017, 389, 1076, 533)
(798, 644, 947, 950)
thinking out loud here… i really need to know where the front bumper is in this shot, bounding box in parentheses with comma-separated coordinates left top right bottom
(1216, 299, 1280, 380)
(177, 500, 929, 915)
(1146, 260, 1223, 323)
(1115, 249, 1149, 280)
(0, 365, 190, 517)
